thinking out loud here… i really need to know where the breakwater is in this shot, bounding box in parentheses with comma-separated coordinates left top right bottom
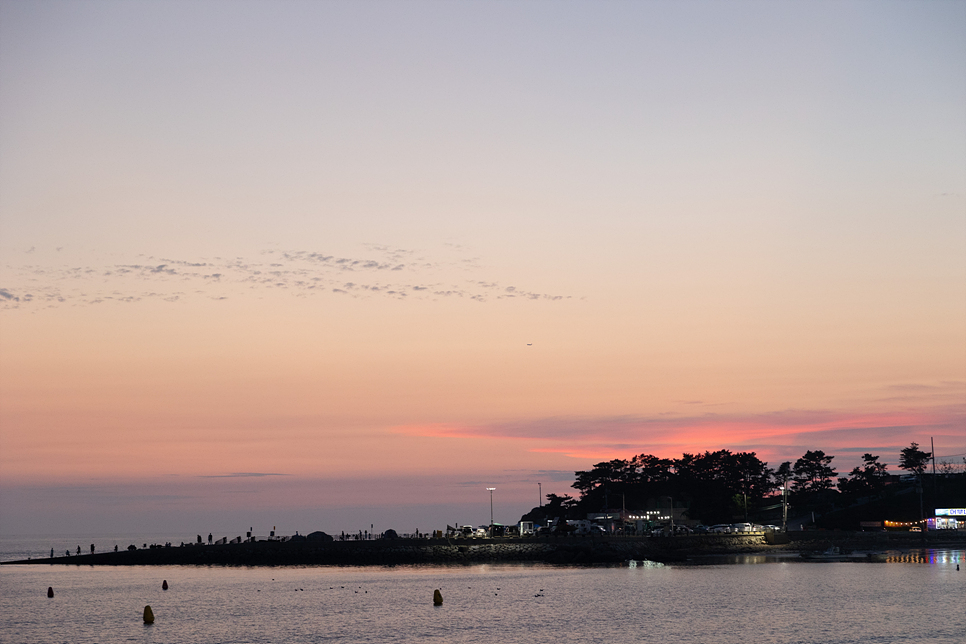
(4, 532, 963, 567)
(6, 535, 763, 566)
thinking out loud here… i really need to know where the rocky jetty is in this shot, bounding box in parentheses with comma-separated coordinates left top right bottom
(4, 532, 962, 567)
(4, 535, 764, 566)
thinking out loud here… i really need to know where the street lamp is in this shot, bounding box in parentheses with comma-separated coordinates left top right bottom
(486, 487, 496, 528)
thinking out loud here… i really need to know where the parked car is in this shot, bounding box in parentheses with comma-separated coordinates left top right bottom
(731, 523, 754, 533)
(709, 524, 731, 533)
(692, 525, 709, 534)
(651, 524, 693, 536)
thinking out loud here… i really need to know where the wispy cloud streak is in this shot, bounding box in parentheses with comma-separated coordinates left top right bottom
(1, 246, 572, 309)
(198, 472, 289, 478)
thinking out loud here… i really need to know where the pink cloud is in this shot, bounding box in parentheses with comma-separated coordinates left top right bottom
(394, 403, 965, 471)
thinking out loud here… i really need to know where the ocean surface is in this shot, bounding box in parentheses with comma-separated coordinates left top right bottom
(1, 535, 963, 644)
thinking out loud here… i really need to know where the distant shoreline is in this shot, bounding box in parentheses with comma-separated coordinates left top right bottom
(3, 531, 963, 566)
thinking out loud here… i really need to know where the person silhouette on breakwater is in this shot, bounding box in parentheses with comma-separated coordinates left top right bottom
(90, 544, 95, 555)
(50, 548, 54, 559)
(208, 533, 213, 545)
(76, 546, 81, 555)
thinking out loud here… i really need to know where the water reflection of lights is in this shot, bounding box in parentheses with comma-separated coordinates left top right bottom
(627, 549, 965, 567)
(882, 549, 965, 565)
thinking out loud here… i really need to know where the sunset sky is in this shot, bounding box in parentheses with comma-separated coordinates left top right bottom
(1, 1, 964, 537)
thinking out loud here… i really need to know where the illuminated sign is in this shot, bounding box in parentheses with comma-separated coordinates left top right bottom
(934, 509, 966, 516)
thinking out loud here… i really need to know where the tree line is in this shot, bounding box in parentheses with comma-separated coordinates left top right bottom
(534, 442, 956, 526)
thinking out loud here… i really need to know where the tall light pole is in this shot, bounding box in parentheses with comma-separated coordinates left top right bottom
(486, 487, 496, 527)
(668, 495, 674, 534)
(782, 480, 788, 533)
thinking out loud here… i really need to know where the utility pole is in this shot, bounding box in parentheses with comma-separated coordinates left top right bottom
(918, 475, 925, 533)
(538, 482, 542, 507)
(486, 488, 496, 528)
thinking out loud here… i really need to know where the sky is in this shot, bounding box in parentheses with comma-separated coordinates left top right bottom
(1, 0, 964, 537)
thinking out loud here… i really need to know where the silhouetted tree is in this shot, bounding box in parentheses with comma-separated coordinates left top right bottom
(899, 442, 932, 528)
(630, 454, 674, 484)
(899, 442, 931, 477)
(572, 455, 673, 511)
(674, 450, 771, 524)
(573, 459, 631, 493)
(572, 459, 633, 510)
(519, 492, 579, 527)
(544, 493, 577, 510)
(773, 461, 793, 491)
(545, 493, 578, 520)
(792, 450, 837, 508)
(838, 453, 889, 498)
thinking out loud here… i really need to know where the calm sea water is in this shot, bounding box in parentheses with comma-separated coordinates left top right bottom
(1, 536, 963, 644)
